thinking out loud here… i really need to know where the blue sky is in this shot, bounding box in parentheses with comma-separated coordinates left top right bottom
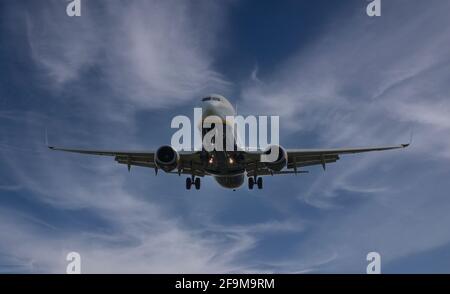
(1, 0, 450, 273)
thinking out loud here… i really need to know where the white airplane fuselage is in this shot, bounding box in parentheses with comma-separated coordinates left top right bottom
(200, 94, 246, 189)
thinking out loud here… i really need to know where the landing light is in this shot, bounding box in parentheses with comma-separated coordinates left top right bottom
(228, 158, 234, 164)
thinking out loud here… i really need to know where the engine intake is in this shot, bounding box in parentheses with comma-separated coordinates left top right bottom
(263, 145, 287, 172)
(155, 145, 179, 172)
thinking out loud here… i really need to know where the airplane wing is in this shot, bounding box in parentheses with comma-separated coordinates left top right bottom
(245, 143, 409, 176)
(48, 146, 155, 157)
(49, 142, 409, 177)
(48, 145, 203, 175)
(48, 145, 158, 169)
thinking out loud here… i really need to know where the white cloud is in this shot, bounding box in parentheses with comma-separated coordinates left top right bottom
(26, 0, 230, 109)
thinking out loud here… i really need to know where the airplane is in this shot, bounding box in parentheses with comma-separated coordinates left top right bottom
(49, 94, 409, 190)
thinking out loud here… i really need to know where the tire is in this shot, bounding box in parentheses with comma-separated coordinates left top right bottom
(248, 177, 254, 190)
(257, 177, 263, 189)
(195, 177, 201, 190)
(186, 178, 192, 190)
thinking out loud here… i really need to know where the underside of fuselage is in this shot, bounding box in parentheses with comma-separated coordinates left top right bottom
(203, 151, 246, 188)
(214, 174, 245, 189)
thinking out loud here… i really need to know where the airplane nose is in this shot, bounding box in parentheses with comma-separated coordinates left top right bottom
(202, 101, 220, 117)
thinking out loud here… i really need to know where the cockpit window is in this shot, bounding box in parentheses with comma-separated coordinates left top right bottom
(202, 97, 221, 102)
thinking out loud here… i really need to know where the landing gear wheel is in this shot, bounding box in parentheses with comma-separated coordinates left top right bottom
(257, 177, 263, 189)
(248, 177, 254, 190)
(194, 177, 201, 190)
(186, 177, 192, 190)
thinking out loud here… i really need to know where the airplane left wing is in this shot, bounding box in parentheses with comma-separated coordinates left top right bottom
(48, 145, 158, 169)
(48, 145, 203, 174)
(48, 146, 155, 157)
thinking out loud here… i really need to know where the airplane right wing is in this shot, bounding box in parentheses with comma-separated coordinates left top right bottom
(286, 144, 409, 171)
(244, 143, 409, 176)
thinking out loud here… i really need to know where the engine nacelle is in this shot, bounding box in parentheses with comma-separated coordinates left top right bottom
(155, 145, 179, 172)
(263, 145, 288, 172)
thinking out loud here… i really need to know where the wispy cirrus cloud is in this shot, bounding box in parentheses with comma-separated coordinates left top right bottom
(238, 0, 450, 271)
(26, 0, 230, 110)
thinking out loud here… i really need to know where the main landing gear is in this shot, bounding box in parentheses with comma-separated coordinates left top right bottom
(248, 176, 263, 190)
(186, 176, 201, 190)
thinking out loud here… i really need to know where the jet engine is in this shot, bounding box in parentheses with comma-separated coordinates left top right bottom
(263, 145, 288, 172)
(155, 145, 179, 172)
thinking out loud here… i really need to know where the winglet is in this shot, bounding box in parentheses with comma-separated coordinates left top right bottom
(45, 128, 55, 150)
(45, 128, 49, 147)
(401, 129, 414, 148)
